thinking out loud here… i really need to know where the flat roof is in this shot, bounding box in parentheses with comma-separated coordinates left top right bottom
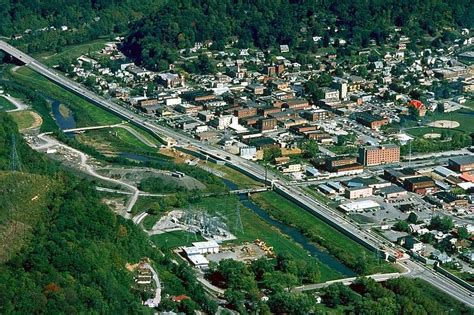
(188, 254, 209, 266)
(405, 176, 434, 184)
(449, 155, 474, 165)
(192, 240, 219, 248)
(379, 185, 406, 194)
(339, 200, 380, 212)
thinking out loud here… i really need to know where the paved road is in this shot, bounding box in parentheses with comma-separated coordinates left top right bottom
(1, 94, 29, 112)
(143, 263, 161, 307)
(294, 272, 403, 292)
(2, 40, 472, 307)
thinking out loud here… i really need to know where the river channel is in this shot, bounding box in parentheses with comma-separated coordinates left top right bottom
(222, 179, 356, 277)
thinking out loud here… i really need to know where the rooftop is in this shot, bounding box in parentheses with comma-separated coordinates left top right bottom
(449, 155, 474, 165)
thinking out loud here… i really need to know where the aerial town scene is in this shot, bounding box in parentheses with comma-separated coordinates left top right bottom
(0, 1, 473, 314)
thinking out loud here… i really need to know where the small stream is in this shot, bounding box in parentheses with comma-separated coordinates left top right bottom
(223, 179, 356, 277)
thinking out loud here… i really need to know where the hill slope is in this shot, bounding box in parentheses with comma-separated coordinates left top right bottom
(122, 0, 474, 70)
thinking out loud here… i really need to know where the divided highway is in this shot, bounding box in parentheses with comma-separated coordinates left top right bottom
(1, 40, 472, 307)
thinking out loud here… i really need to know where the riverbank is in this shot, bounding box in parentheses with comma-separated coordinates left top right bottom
(251, 191, 397, 275)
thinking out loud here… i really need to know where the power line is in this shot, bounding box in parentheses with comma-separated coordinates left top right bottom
(235, 204, 243, 234)
(9, 135, 22, 172)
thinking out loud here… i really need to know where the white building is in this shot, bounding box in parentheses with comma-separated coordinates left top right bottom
(240, 146, 257, 160)
(183, 241, 220, 269)
(339, 200, 381, 213)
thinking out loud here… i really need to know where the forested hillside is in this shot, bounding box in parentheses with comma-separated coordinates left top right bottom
(122, 0, 474, 69)
(0, 113, 153, 313)
(0, 0, 163, 53)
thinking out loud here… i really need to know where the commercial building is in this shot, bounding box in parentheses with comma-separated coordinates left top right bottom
(283, 99, 309, 110)
(355, 112, 388, 130)
(448, 156, 474, 172)
(344, 186, 373, 199)
(234, 107, 257, 118)
(240, 146, 257, 160)
(378, 185, 408, 199)
(321, 87, 339, 99)
(258, 118, 277, 131)
(326, 156, 358, 170)
(358, 144, 400, 166)
(339, 200, 381, 213)
(403, 176, 436, 194)
(302, 109, 334, 122)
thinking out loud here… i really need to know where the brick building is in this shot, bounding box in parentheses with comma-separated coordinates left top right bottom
(234, 107, 257, 118)
(355, 112, 388, 130)
(302, 109, 334, 122)
(258, 118, 277, 131)
(358, 145, 400, 166)
(448, 156, 474, 172)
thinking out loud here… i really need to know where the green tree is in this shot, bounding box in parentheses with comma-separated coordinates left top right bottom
(394, 220, 410, 232)
(457, 227, 469, 240)
(263, 146, 282, 163)
(430, 216, 454, 232)
(407, 212, 418, 224)
(263, 271, 298, 292)
(301, 140, 319, 159)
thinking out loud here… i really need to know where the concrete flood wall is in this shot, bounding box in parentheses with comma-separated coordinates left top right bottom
(434, 263, 474, 292)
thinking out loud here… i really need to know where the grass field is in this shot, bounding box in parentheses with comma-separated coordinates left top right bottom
(35, 39, 109, 66)
(203, 163, 262, 189)
(76, 127, 158, 155)
(304, 186, 338, 208)
(0, 96, 16, 111)
(406, 126, 465, 138)
(151, 231, 206, 250)
(8, 111, 37, 130)
(424, 109, 474, 134)
(251, 192, 397, 275)
(465, 99, 474, 110)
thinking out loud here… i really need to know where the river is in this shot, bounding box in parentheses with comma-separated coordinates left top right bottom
(51, 100, 76, 130)
(222, 179, 356, 277)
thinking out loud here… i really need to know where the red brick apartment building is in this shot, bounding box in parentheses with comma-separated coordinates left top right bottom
(358, 144, 400, 166)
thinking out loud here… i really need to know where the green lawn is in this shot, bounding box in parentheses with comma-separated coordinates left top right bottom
(406, 126, 465, 138)
(251, 192, 397, 275)
(131, 196, 162, 215)
(0, 96, 16, 111)
(304, 186, 338, 208)
(75, 128, 168, 161)
(150, 231, 206, 250)
(465, 99, 474, 110)
(326, 145, 358, 155)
